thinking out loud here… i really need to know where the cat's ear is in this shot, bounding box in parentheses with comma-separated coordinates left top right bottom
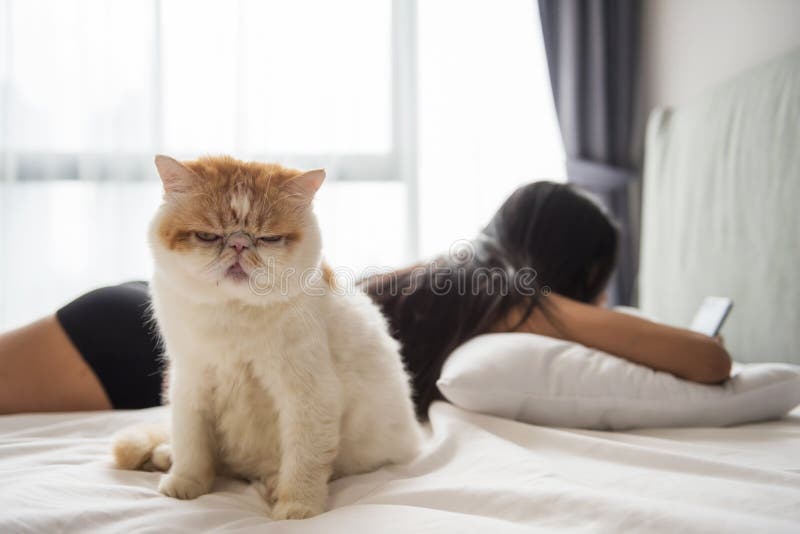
(286, 169, 326, 199)
(154, 154, 197, 193)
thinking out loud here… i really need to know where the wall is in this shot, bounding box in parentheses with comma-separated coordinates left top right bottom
(633, 0, 800, 306)
(643, 0, 800, 110)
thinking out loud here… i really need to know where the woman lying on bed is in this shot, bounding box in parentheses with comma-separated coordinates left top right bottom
(0, 182, 731, 417)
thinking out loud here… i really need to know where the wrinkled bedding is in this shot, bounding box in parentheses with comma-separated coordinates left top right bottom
(1, 402, 799, 533)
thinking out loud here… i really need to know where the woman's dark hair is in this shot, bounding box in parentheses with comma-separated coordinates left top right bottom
(360, 181, 619, 419)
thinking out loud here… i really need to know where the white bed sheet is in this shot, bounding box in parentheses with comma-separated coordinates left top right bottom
(1, 402, 799, 533)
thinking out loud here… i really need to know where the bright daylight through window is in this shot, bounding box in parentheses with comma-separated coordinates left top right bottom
(0, 0, 564, 329)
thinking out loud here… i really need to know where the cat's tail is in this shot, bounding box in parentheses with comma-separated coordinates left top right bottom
(112, 423, 172, 472)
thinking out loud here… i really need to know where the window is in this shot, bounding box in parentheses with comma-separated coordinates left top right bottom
(1, 0, 400, 182)
(0, 0, 564, 330)
(417, 0, 565, 257)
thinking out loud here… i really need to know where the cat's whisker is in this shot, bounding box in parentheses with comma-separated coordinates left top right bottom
(239, 253, 263, 271)
(201, 257, 223, 274)
(201, 257, 233, 282)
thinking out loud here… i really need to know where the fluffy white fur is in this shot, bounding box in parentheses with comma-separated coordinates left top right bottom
(113, 157, 422, 521)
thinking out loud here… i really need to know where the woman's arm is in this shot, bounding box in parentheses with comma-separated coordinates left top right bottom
(500, 294, 732, 384)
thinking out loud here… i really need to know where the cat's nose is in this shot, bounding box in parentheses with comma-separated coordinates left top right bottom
(227, 233, 251, 253)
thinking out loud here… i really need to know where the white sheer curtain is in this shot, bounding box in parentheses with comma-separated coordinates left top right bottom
(0, 0, 403, 329)
(1, 0, 393, 174)
(0, 0, 563, 330)
(417, 0, 564, 257)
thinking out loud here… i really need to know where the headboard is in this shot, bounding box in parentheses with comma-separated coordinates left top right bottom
(639, 48, 800, 364)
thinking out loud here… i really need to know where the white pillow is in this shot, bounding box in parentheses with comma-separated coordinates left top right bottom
(436, 333, 800, 430)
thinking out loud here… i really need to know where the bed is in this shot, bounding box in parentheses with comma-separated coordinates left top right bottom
(1, 402, 799, 533)
(3, 34, 800, 534)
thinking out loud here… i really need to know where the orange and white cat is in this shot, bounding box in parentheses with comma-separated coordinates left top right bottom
(113, 155, 421, 520)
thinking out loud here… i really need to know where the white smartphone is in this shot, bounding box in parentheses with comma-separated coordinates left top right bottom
(689, 297, 733, 337)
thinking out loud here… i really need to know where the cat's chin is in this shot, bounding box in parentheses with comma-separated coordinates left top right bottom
(215, 274, 294, 307)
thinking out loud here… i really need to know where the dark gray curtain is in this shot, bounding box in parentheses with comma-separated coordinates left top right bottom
(538, 0, 641, 305)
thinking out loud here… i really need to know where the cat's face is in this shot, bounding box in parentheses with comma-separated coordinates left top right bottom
(149, 155, 325, 305)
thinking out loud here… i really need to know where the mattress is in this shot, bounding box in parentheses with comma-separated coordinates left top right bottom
(1, 402, 799, 533)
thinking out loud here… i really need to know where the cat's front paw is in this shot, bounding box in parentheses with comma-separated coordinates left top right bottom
(158, 473, 212, 500)
(254, 473, 280, 506)
(270, 499, 322, 521)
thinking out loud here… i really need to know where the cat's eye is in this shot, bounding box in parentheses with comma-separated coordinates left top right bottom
(258, 235, 284, 244)
(195, 232, 221, 242)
